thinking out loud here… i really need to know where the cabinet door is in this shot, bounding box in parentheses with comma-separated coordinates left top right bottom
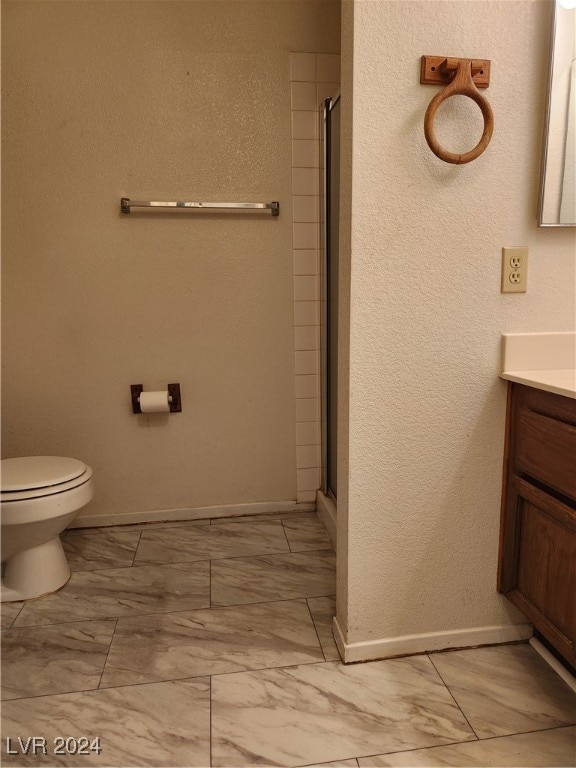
(506, 477, 576, 666)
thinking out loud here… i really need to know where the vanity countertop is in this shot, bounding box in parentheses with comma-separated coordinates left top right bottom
(500, 368, 576, 399)
(500, 332, 576, 399)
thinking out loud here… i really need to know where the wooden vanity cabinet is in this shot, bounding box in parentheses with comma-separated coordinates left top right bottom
(498, 383, 576, 667)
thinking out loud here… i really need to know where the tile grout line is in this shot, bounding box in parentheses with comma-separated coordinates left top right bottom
(60, 563, 145, 573)
(349, 722, 576, 763)
(3, 652, 336, 703)
(67, 521, 212, 535)
(281, 519, 294, 553)
(10, 614, 121, 631)
(96, 617, 119, 690)
(211, 588, 336, 611)
(6, 601, 26, 628)
(130, 530, 143, 566)
(305, 597, 328, 661)
(9, 593, 336, 631)
(458, 722, 576, 744)
(350, 738, 480, 764)
(296, 757, 361, 768)
(134, 546, 335, 571)
(71, 511, 318, 535)
(210, 513, 317, 525)
(427, 653, 480, 740)
(34, 539, 324, 575)
(209, 556, 212, 609)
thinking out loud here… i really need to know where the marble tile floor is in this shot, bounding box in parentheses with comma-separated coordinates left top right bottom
(1, 511, 575, 767)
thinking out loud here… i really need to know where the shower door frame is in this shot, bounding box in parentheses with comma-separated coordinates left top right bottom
(321, 93, 340, 500)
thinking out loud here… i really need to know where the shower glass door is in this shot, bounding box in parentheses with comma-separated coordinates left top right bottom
(321, 95, 340, 500)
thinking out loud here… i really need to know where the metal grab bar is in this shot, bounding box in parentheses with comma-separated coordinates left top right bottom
(121, 198, 279, 216)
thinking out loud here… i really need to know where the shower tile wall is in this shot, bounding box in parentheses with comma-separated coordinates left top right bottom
(290, 52, 340, 504)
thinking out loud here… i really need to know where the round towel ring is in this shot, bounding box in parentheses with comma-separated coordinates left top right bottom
(424, 60, 494, 165)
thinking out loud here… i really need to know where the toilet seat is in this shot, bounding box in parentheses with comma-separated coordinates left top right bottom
(1, 457, 92, 502)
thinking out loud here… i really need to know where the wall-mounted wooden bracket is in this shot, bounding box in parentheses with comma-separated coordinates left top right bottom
(420, 56, 491, 89)
(167, 383, 182, 413)
(420, 55, 494, 164)
(131, 384, 144, 414)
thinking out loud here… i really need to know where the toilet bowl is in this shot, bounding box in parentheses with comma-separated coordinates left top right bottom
(1, 456, 94, 602)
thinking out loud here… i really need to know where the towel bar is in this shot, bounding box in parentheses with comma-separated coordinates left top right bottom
(121, 198, 280, 216)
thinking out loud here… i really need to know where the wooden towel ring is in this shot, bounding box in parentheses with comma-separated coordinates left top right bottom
(424, 59, 494, 165)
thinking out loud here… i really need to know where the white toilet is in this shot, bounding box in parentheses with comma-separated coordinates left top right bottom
(1, 456, 94, 602)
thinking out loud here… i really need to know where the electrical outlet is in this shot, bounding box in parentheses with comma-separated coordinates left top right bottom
(501, 247, 528, 293)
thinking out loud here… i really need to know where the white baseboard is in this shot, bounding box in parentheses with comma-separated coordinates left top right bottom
(529, 638, 576, 693)
(333, 617, 533, 663)
(70, 500, 315, 529)
(316, 491, 337, 548)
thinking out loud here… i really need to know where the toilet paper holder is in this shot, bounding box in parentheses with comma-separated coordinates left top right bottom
(131, 383, 182, 414)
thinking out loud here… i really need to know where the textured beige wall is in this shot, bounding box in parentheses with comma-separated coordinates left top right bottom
(1, 0, 340, 519)
(339, 0, 576, 646)
(335, 0, 353, 635)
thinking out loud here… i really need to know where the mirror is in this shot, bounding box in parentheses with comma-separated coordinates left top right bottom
(539, 0, 576, 226)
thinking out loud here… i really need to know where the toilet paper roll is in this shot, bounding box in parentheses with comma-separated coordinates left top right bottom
(139, 391, 171, 413)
